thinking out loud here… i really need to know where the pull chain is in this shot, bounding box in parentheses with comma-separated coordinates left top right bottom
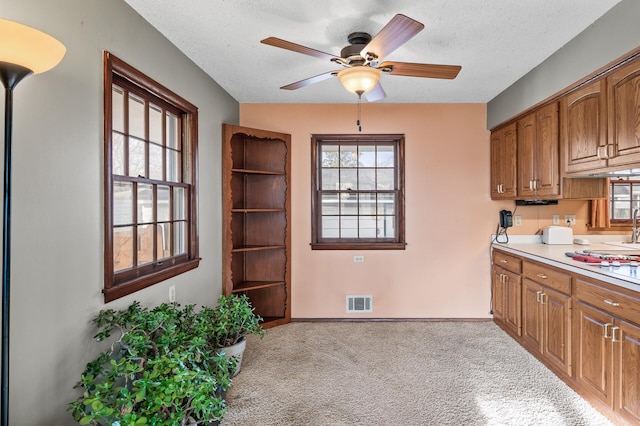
(356, 91, 363, 132)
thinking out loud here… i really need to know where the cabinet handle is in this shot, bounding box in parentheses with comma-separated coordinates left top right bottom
(536, 291, 542, 303)
(536, 273, 547, 279)
(500, 259, 508, 264)
(604, 299, 620, 307)
(612, 326, 621, 343)
(499, 184, 503, 193)
(604, 323, 612, 339)
(541, 293, 547, 305)
(529, 180, 533, 191)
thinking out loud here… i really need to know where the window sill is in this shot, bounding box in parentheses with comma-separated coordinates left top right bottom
(311, 242, 407, 250)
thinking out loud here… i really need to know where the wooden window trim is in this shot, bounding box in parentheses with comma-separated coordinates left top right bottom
(310, 134, 406, 250)
(103, 52, 200, 303)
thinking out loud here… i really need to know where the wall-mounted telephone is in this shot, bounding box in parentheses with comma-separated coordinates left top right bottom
(500, 210, 513, 228)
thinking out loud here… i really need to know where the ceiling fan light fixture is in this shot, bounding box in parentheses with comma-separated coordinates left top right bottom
(337, 66, 381, 94)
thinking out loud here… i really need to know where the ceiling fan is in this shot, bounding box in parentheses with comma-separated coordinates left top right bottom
(261, 14, 461, 102)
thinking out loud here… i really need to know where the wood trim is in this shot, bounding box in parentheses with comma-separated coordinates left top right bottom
(291, 318, 493, 322)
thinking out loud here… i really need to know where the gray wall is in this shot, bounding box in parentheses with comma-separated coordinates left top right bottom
(0, 0, 238, 424)
(487, 0, 640, 129)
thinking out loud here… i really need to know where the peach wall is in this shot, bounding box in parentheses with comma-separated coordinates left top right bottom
(239, 103, 589, 319)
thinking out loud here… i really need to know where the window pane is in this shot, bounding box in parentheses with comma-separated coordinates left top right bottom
(632, 183, 640, 211)
(137, 224, 154, 265)
(112, 132, 125, 176)
(321, 169, 339, 190)
(149, 104, 162, 144)
(358, 168, 376, 190)
(377, 169, 394, 190)
(167, 149, 180, 182)
(138, 184, 154, 224)
(158, 223, 171, 260)
(112, 86, 125, 133)
(340, 192, 358, 214)
(359, 215, 377, 237)
(340, 146, 358, 167)
(174, 187, 186, 220)
(113, 226, 133, 271)
(378, 216, 396, 238)
(174, 221, 186, 255)
(158, 185, 170, 222)
(129, 137, 146, 178)
(358, 145, 376, 167)
(321, 193, 339, 215)
(340, 217, 358, 238)
(378, 193, 396, 215)
(149, 143, 163, 181)
(321, 216, 339, 238)
(377, 145, 394, 167)
(340, 169, 357, 191)
(129, 93, 146, 139)
(113, 181, 133, 226)
(321, 145, 339, 167)
(167, 113, 179, 150)
(359, 193, 376, 215)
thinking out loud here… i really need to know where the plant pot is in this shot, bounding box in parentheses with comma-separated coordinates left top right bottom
(221, 339, 246, 376)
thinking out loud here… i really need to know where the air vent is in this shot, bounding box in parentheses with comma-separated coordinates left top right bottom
(346, 295, 373, 313)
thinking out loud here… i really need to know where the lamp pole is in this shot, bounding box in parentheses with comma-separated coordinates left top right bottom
(0, 63, 33, 426)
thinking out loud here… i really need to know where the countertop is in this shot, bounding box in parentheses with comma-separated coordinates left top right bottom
(491, 234, 640, 293)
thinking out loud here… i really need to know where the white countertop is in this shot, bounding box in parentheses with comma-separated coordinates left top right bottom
(491, 235, 640, 293)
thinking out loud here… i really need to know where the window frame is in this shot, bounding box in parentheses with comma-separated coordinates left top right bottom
(310, 134, 406, 250)
(609, 179, 640, 226)
(103, 52, 200, 302)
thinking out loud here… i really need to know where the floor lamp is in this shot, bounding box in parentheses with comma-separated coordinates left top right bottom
(0, 18, 65, 426)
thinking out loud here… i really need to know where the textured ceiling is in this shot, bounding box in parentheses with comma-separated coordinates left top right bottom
(124, 0, 622, 104)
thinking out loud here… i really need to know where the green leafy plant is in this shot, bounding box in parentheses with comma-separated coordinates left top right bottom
(68, 302, 234, 426)
(206, 294, 265, 348)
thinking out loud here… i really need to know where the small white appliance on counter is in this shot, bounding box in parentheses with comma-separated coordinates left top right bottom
(542, 226, 574, 244)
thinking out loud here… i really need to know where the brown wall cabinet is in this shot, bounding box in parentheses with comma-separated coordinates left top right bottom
(490, 122, 518, 199)
(222, 124, 291, 327)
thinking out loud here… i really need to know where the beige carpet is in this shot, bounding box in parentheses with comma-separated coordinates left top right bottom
(221, 321, 613, 426)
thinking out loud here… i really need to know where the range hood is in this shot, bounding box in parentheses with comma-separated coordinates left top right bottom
(515, 199, 559, 206)
(570, 168, 640, 178)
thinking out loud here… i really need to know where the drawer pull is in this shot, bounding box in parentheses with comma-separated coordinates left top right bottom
(604, 323, 612, 339)
(500, 259, 508, 264)
(536, 273, 547, 279)
(612, 326, 621, 343)
(604, 299, 620, 307)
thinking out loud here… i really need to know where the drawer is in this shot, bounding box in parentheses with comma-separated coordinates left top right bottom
(493, 250, 522, 274)
(522, 261, 571, 295)
(575, 278, 640, 325)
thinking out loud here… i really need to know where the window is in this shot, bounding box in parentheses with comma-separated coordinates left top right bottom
(610, 179, 640, 224)
(103, 52, 199, 302)
(311, 134, 406, 250)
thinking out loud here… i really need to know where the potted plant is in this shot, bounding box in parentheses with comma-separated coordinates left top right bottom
(203, 294, 265, 375)
(68, 301, 234, 426)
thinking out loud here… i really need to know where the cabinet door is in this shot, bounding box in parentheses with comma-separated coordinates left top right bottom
(522, 278, 543, 352)
(614, 319, 640, 424)
(492, 266, 507, 321)
(490, 124, 517, 200)
(573, 301, 613, 406)
(561, 80, 608, 174)
(535, 102, 560, 197)
(543, 286, 572, 376)
(490, 129, 505, 199)
(504, 269, 522, 337)
(607, 57, 640, 167)
(517, 112, 536, 198)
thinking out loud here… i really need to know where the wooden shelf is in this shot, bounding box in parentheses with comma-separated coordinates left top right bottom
(232, 168, 285, 176)
(231, 245, 285, 253)
(231, 280, 286, 292)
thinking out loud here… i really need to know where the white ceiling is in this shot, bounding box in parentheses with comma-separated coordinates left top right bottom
(124, 0, 623, 104)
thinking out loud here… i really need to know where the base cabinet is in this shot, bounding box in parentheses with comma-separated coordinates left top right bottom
(492, 250, 522, 337)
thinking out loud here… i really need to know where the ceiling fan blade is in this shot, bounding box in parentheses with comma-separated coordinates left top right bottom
(261, 37, 338, 60)
(360, 14, 424, 60)
(379, 61, 461, 79)
(280, 71, 340, 90)
(365, 82, 386, 102)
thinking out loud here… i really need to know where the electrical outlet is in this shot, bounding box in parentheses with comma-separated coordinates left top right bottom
(514, 215, 522, 226)
(169, 285, 176, 302)
(353, 255, 364, 263)
(552, 214, 560, 225)
(565, 215, 576, 226)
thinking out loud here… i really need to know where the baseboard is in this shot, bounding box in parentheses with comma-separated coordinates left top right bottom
(291, 317, 493, 323)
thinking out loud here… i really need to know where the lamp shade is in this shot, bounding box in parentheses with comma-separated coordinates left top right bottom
(0, 18, 65, 74)
(337, 66, 381, 94)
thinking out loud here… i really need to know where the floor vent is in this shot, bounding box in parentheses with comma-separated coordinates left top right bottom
(346, 295, 373, 313)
